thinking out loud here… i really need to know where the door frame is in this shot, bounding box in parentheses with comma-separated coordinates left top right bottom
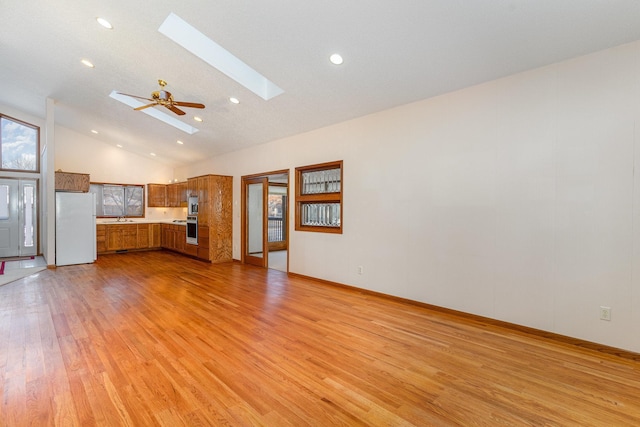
(241, 169, 289, 269)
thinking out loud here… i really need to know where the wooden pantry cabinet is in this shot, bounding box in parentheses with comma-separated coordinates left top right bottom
(186, 174, 232, 263)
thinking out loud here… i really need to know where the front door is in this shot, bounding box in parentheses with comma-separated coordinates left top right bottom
(0, 178, 37, 258)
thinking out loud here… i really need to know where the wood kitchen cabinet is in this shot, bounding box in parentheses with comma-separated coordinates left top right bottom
(55, 171, 90, 192)
(97, 223, 162, 254)
(188, 174, 232, 263)
(166, 184, 177, 207)
(166, 183, 187, 207)
(149, 224, 162, 248)
(106, 224, 138, 251)
(96, 225, 107, 253)
(178, 182, 188, 206)
(197, 175, 210, 225)
(187, 178, 198, 197)
(148, 182, 188, 207)
(137, 224, 149, 249)
(197, 225, 210, 260)
(147, 184, 167, 207)
(161, 223, 188, 254)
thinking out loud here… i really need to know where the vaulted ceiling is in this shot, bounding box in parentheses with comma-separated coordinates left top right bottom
(2, 1, 640, 166)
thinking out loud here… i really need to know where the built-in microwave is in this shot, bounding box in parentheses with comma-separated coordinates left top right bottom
(186, 215, 198, 245)
(188, 196, 198, 215)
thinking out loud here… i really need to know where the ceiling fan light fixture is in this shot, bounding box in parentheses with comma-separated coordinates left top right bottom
(96, 17, 113, 29)
(109, 90, 200, 134)
(81, 59, 95, 68)
(194, 116, 203, 122)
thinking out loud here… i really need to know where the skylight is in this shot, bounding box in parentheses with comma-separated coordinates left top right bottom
(158, 13, 284, 101)
(109, 91, 200, 135)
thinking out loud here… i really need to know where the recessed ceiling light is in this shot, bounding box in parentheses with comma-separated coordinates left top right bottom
(329, 54, 343, 65)
(229, 97, 239, 104)
(96, 17, 113, 29)
(193, 116, 203, 122)
(109, 91, 199, 134)
(176, 140, 184, 145)
(81, 59, 95, 68)
(150, 153, 156, 157)
(91, 129, 99, 134)
(158, 13, 284, 100)
(116, 144, 123, 148)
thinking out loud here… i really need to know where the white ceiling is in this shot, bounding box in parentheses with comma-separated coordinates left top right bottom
(2, 1, 640, 167)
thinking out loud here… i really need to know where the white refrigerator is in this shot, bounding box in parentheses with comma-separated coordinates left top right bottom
(56, 192, 97, 266)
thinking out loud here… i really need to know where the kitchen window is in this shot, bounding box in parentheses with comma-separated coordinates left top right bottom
(0, 114, 39, 172)
(90, 183, 145, 217)
(295, 160, 343, 234)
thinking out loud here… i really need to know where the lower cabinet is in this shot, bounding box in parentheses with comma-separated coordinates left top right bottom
(149, 224, 162, 249)
(98, 223, 159, 254)
(96, 222, 214, 262)
(160, 224, 209, 261)
(96, 225, 107, 253)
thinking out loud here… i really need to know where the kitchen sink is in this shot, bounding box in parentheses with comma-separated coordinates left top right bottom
(100, 219, 136, 223)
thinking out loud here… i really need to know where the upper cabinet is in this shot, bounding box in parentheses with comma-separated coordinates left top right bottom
(55, 171, 90, 192)
(147, 184, 167, 207)
(147, 182, 188, 207)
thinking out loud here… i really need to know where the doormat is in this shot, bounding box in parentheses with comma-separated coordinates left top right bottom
(0, 256, 35, 262)
(0, 262, 4, 275)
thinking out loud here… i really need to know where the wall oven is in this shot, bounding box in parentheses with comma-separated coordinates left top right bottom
(186, 215, 198, 245)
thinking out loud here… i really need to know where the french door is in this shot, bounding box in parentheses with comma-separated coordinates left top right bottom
(0, 178, 37, 258)
(242, 176, 268, 267)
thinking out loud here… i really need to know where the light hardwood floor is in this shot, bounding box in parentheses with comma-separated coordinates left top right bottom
(1, 250, 639, 426)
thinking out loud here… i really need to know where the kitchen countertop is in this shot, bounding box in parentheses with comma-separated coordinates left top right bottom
(96, 218, 187, 225)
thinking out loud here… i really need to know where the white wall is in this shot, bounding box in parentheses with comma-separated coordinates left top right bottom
(54, 126, 185, 220)
(177, 41, 640, 353)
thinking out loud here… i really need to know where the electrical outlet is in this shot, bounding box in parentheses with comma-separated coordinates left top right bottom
(357, 266, 363, 275)
(600, 306, 611, 321)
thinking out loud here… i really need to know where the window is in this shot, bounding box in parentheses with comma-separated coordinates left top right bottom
(90, 183, 145, 217)
(0, 114, 39, 172)
(295, 160, 343, 234)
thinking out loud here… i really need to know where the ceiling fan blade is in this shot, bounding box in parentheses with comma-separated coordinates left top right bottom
(134, 103, 157, 111)
(117, 92, 155, 102)
(166, 104, 186, 115)
(173, 101, 205, 109)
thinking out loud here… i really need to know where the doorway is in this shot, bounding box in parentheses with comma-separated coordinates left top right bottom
(241, 170, 289, 272)
(0, 178, 38, 258)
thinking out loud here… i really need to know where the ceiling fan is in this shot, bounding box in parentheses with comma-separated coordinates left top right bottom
(118, 79, 205, 116)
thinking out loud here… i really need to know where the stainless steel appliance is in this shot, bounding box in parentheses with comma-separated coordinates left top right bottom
(188, 196, 199, 215)
(186, 215, 198, 245)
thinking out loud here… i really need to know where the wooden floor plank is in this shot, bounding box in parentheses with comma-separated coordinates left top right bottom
(1, 250, 640, 426)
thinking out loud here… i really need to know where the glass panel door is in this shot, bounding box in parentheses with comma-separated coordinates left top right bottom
(0, 179, 19, 257)
(243, 177, 268, 267)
